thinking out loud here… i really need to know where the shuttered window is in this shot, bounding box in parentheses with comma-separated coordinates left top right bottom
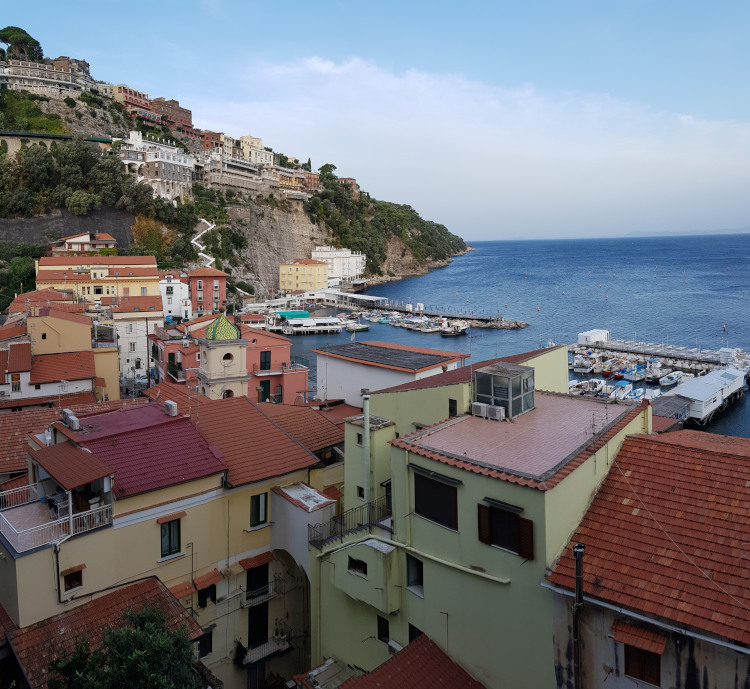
(414, 473, 458, 530)
(625, 646, 660, 685)
(478, 503, 534, 560)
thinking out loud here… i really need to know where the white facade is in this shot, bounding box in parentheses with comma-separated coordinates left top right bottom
(0, 369, 93, 403)
(312, 246, 367, 285)
(114, 312, 164, 377)
(239, 136, 274, 166)
(159, 275, 192, 321)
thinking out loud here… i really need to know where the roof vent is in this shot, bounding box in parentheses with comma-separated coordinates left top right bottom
(164, 400, 178, 417)
(61, 408, 81, 430)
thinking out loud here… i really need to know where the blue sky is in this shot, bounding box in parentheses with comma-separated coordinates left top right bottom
(7, 1, 750, 240)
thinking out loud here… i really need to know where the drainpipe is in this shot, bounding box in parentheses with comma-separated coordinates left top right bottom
(362, 390, 371, 508)
(573, 543, 585, 689)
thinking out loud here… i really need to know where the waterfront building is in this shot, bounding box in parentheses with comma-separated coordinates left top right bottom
(117, 130, 195, 201)
(35, 256, 160, 303)
(279, 259, 328, 295)
(547, 430, 750, 689)
(312, 246, 367, 286)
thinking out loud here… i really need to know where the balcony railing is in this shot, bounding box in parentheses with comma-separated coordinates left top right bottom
(240, 574, 286, 608)
(168, 364, 186, 382)
(243, 623, 292, 664)
(0, 483, 38, 511)
(308, 496, 392, 550)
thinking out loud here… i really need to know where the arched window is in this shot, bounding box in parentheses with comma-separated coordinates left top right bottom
(222, 352, 234, 364)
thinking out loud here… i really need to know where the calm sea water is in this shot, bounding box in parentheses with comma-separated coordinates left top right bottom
(291, 235, 750, 437)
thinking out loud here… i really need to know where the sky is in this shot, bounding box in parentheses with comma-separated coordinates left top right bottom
(6, 1, 750, 241)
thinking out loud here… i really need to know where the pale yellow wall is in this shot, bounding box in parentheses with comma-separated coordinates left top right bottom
(0, 538, 20, 625)
(34, 277, 160, 301)
(522, 346, 570, 393)
(27, 315, 91, 354)
(308, 460, 345, 493)
(93, 347, 120, 400)
(278, 263, 328, 292)
(343, 422, 397, 510)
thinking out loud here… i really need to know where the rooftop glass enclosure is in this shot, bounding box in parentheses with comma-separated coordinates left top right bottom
(475, 362, 535, 419)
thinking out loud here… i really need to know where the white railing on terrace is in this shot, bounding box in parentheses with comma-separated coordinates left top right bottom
(0, 483, 38, 511)
(0, 504, 112, 554)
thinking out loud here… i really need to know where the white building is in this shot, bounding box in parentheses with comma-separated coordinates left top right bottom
(117, 131, 195, 201)
(312, 246, 367, 286)
(159, 273, 192, 322)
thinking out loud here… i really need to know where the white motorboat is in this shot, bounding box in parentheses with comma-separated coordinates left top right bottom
(659, 371, 684, 387)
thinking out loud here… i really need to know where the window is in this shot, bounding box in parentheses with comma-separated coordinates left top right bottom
(129, 342, 136, 352)
(348, 556, 368, 578)
(414, 472, 458, 531)
(11, 374, 20, 392)
(251, 492, 267, 527)
(197, 280, 203, 289)
(260, 350, 271, 371)
(41, 332, 47, 340)
(625, 646, 660, 685)
(406, 554, 424, 596)
(94, 286, 103, 295)
(160, 519, 180, 557)
(127, 323, 133, 334)
(197, 584, 217, 608)
(477, 500, 534, 560)
(356, 433, 363, 446)
(64, 569, 83, 591)
(197, 629, 213, 658)
(166, 285, 174, 295)
(222, 352, 234, 364)
(357, 486, 364, 499)
(377, 615, 389, 643)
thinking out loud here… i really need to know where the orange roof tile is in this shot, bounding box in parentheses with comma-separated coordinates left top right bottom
(38, 256, 157, 266)
(257, 403, 344, 453)
(169, 581, 196, 599)
(143, 382, 208, 415)
(0, 323, 28, 341)
(34, 308, 92, 326)
(7, 578, 201, 689)
(8, 288, 74, 313)
(29, 351, 96, 384)
(6, 342, 31, 372)
(194, 397, 318, 487)
(547, 432, 750, 646)
(313, 402, 363, 426)
(239, 552, 275, 570)
(30, 443, 112, 491)
(193, 568, 223, 590)
(188, 267, 227, 277)
(339, 635, 487, 688)
(0, 398, 149, 475)
(0, 391, 96, 411)
(99, 296, 163, 313)
(239, 324, 291, 345)
(35, 267, 159, 282)
(611, 620, 667, 655)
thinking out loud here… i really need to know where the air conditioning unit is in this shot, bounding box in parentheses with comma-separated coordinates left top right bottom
(164, 400, 178, 417)
(472, 402, 488, 418)
(0, 391, 7, 397)
(61, 409, 81, 430)
(487, 405, 506, 421)
(182, 340, 190, 348)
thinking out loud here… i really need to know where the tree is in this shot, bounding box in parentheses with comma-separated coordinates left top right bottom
(48, 608, 200, 689)
(0, 26, 44, 62)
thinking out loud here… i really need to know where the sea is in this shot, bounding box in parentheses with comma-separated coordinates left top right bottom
(290, 234, 750, 438)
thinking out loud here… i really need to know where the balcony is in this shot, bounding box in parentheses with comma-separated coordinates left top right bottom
(252, 362, 308, 377)
(167, 364, 186, 382)
(308, 496, 392, 550)
(0, 483, 112, 553)
(240, 574, 286, 608)
(242, 623, 292, 664)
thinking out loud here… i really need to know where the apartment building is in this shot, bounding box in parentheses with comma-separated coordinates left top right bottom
(312, 246, 367, 286)
(200, 150, 264, 193)
(240, 136, 274, 166)
(159, 272, 193, 321)
(278, 259, 328, 295)
(50, 231, 117, 256)
(150, 97, 192, 127)
(0, 58, 96, 94)
(188, 266, 228, 316)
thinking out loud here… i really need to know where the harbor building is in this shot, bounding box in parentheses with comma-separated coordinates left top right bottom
(311, 246, 367, 287)
(279, 259, 329, 294)
(308, 345, 650, 687)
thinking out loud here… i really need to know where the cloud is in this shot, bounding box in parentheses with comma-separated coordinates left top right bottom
(191, 57, 750, 240)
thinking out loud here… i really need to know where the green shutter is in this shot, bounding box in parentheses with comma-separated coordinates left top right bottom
(477, 504, 492, 545)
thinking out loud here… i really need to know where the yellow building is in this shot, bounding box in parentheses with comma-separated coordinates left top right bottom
(278, 259, 328, 293)
(34, 256, 160, 302)
(309, 347, 651, 688)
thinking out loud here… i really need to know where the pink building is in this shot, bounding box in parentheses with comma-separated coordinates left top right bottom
(187, 267, 227, 316)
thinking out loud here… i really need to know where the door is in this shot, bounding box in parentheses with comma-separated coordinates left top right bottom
(248, 600, 268, 648)
(246, 563, 269, 598)
(258, 380, 270, 402)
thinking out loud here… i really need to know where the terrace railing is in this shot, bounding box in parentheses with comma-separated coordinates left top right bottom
(308, 495, 392, 550)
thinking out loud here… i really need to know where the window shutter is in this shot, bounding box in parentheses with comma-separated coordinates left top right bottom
(517, 517, 534, 560)
(478, 504, 492, 545)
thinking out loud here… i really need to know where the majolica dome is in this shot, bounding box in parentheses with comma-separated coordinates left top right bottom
(205, 312, 240, 340)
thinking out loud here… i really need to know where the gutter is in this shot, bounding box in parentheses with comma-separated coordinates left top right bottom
(542, 581, 750, 656)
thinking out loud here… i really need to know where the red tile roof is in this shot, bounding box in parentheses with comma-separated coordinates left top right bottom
(194, 397, 318, 487)
(391, 395, 643, 490)
(5, 342, 31, 372)
(256, 403, 344, 452)
(169, 581, 196, 599)
(239, 552, 275, 569)
(29, 351, 96, 384)
(314, 402, 363, 426)
(175, 313, 219, 333)
(0, 391, 96, 412)
(35, 267, 159, 282)
(99, 296, 163, 313)
(143, 382, 208, 415)
(8, 288, 74, 313)
(38, 256, 157, 266)
(188, 267, 228, 277)
(0, 398, 148, 475)
(0, 474, 29, 491)
(547, 431, 750, 645)
(339, 635, 487, 688)
(7, 578, 201, 689)
(30, 443, 112, 491)
(34, 308, 93, 326)
(651, 415, 682, 433)
(193, 568, 223, 590)
(0, 323, 28, 341)
(611, 619, 667, 655)
(240, 324, 291, 345)
(66, 405, 225, 498)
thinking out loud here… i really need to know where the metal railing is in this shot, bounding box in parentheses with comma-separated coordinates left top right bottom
(243, 623, 292, 664)
(0, 503, 112, 554)
(0, 483, 38, 511)
(308, 495, 392, 550)
(241, 574, 286, 608)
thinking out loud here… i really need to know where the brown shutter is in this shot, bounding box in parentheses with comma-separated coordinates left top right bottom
(517, 517, 534, 560)
(478, 504, 492, 544)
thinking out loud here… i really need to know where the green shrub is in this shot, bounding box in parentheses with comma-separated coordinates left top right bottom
(63, 96, 76, 108)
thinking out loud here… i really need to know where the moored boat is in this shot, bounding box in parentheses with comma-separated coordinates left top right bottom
(659, 371, 684, 387)
(440, 319, 470, 336)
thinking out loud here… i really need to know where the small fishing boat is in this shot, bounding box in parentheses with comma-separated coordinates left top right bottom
(419, 320, 442, 334)
(659, 371, 684, 387)
(440, 319, 470, 336)
(345, 318, 370, 332)
(625, 388, 645, 401)
(623, 366, 647, 382)
(610, 381, 633, 400)
(572, 353, 597, 374)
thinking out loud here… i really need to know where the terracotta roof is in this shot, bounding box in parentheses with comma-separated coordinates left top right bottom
(193, 568, 223, 590)
(651, 415, 682, 433)
(391, 395, 643, 490)
(143, 382, 208, 415)
(175, 313, 219, 333)
(339, 635, 487, 688)
(58, 232, 116, 242)
(188, 267, 228, 277)
(34, 308, 92, 326)
(29, 351, 96, 384)
(374, 348, 561, 394)
(0, 398, 148, 475)
(311, 342, 466, 374)
(98, 296, 163, 313)
(314, 402, 362, 426)
(0, 602, 14, 646)
(0, 323, 28, 341)
(38, 256, 157, 266)
(611, 619, 667, 654)
(239, 324, 291, 345)
(0, 391, 96, 412)
(239, 552, 275, 569)
(7, 578, 201, 689)
(30, 443, 112, 491)
(547, 431, 750, 646)
(256, 403, 344, 452)
(194, 397, 318, 487)
(35, 267, 159, 282)
(0, 474, 29, 491)
(66, 405, 226, 498)
(5, 342, 31, 372)
(169, 581, 196, 599)
(281, 259, 326, 266)
(8, 288, 74, 313)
